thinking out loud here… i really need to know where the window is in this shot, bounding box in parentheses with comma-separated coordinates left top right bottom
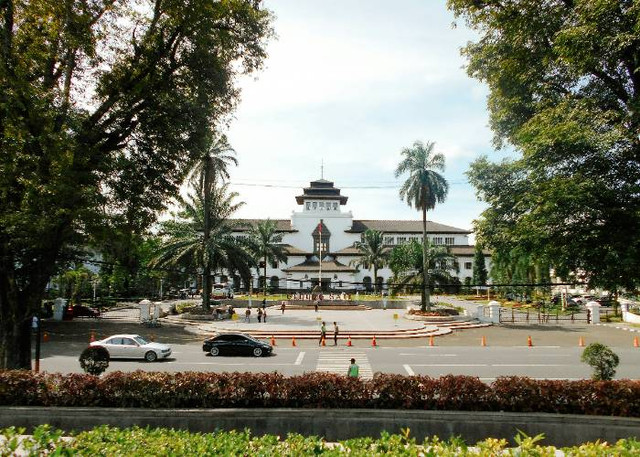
(384, 236, 395, 245)
(319, 202, 325, 209)
(306, 202, 311, 210)
(396, 236, 407, 245)
(445, 237, 455, 246)
(333, 202, 338, 210)
(271, 261, 278, 269)
(312, 202, 317, 209)
(433, 237, 443, 245)
(464, 262, 472, 270)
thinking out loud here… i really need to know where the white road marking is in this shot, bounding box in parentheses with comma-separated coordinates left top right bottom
(315, 352, 374, 379)
(167, 362, 293, 366)
(295, 351, 305, 365)
(491, 364, 567, 367)
(399, 353, 457, 357)
(403, 364, 414, 376)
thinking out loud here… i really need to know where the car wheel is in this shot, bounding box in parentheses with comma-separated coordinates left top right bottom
(209, 347, 220, 356)
(253, 347, 263, 357)
(144, 351, 158, 362)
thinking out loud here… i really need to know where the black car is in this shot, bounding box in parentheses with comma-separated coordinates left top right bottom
(203, 333, 273, 357)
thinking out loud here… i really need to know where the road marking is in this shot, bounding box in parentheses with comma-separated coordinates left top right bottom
(315, 352, 373, 379)
(513, 346, 561, 348)
(403, 364, 414, 375)
(167, 362, 293, 366)
(399, 353, 457, 357)
(295, 352, 305, 365)
(491, 364, 567, 367)
(412, 364, 488, 367)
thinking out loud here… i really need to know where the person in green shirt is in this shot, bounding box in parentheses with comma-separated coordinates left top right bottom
(347, 358, 359, 378)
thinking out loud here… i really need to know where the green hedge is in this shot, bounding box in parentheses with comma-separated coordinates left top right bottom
(2, 425, 640, 456)
(1, 371, 640, 416)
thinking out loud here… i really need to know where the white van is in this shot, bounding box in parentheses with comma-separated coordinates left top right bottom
(212, 283, 233, 299)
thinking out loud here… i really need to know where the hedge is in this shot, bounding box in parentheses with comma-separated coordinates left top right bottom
(3, 425, 640, 456)
(1, 371, 639, 416)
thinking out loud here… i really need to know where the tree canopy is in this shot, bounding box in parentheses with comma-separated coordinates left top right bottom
(248, 219, 287, 295)
(450, 0, 640, 291)
(351, 229, 388, 293)
(0, 0, 273, 368)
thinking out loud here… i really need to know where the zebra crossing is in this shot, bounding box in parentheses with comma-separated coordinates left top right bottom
(315, 351, 374, 379)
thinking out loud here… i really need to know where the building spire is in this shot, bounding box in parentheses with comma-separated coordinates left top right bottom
(321, 159, 324, 179)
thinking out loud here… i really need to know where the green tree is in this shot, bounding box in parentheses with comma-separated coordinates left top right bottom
(188, 135, 238, 310)
(0, 0, 272, 368)
(395, 141, 449, 311)
(389, 240, 457, 299)
(449, 0, 640, 293)
(350, 230, 388, 294)
(150, 183, 256, 310)
(581, 343, 620, 381)
(248, 219, 288, 296)
(472, 244, 488, 287)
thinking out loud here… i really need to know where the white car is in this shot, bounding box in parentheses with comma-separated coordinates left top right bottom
(90, 334, 172, 362)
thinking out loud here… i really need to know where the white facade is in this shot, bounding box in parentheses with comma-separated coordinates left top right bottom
(230, 179, 490, 292)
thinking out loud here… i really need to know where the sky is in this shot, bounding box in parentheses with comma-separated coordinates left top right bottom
(224, 0, 510, 231)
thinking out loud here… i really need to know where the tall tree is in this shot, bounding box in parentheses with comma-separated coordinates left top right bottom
(150, 183, 256, 307)
(188, 135, 237, 310)
(449, 0, 640, 292)
(389, 239, 457, 298)
(395, 141, 449, 311)
(248, 219, 288, 296)
(0, 0, 272, 368)
(351, 229, 388, 294)
(472, 244, 488, 287)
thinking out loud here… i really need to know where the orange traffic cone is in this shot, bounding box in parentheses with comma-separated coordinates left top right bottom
(43, 332, 49, 343)
(89, 331, 95, 343)
(481, 336, 487, 347)
(429, 335, 434, 347)
(634, 336, 638, 348)
(579, 336, 585, 347)
(321, 336, 326, 346)
(292, 336, 296, 347)
(527, 335, 533, 347)
(347, 336, 352, 347)
(372, 335, 377, 347)
(271, 335, 276, 346)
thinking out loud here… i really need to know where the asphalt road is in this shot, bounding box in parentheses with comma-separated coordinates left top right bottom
(38, 341, 640, 381)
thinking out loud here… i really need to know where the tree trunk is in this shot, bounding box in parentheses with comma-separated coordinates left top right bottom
(422, 206, 430, 312)
(263, 255, 267, 297)
(373, 265, 378, 294)
(0, 315, 32, 369)
(202, 156, 212, 311)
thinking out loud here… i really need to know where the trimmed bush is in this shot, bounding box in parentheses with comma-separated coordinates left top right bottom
(1, 371, 640, 416)
(79, 346, 110, 376)
(581, 343, 620, 381)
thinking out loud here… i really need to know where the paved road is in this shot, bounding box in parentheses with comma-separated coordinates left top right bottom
(38, 342, 640, 381)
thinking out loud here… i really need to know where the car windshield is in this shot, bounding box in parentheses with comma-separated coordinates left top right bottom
(133, 336, 149, 345)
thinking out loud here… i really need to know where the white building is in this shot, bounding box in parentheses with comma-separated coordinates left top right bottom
(229, 179, 489, 292)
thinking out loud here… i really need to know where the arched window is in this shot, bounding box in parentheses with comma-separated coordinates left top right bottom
(270, 276, 279, 289)
(312, 220, 331, 255)
(363, 276, 372, 291)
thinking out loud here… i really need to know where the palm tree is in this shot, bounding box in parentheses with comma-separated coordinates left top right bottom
(150, 183, 256, 310)
(248, 219, 288, 296)
(389, 239, 457, 298)
(187, 135, 238, 310)
(395, 140, 449, 311)
(351, 229, 388, 294)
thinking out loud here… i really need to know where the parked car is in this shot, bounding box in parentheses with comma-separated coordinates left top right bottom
(90, 334, 172, 362)
(203, 333, 272, 357)
(72, 304, 100, 318)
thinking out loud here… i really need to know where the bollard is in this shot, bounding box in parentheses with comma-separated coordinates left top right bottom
(271, 335, 276, 346)
(347, 336, 352, 347)
(43, 332, 49, 343)
(481, 335, 486, 347)
(321, 336, 326, 347)
(429, 335, 434, 347)
(634, 336, 639, 348)
(291, 336, 296, 347)
(579, 336, 585, 347)
(371, 335, 377, 347)
(527, 335, 533, 347)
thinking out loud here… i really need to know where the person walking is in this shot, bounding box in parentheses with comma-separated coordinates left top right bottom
(245, 308, 251, 323)
(281, 302, 286, 314)
(257, 308, 263, 323)
(263, 308, 267, 323)
(319, 321, 326, 346)
(347, 358, 359, 378)
(333, 322, 339, 346)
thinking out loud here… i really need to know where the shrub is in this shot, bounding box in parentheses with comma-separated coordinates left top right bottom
(79, 346, 110, 376)
(581, 343, 620, 380)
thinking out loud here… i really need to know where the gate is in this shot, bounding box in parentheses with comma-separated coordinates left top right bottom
(499, 307, 591, 324)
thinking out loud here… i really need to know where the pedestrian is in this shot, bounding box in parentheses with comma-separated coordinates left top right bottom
(245, 308, 251, 323)
(314, 301, 319, 312)
(281, 302, 286, 314)
(262, 298, 266, 310)
(319, 321, 326, 345)
(333, 321, 339, 346)
(263, 308, 267, 323)
(257, 308, 263, 323)
(347, 358, 359, 378)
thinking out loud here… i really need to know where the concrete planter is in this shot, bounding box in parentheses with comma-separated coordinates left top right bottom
(1, 407, 639, 447)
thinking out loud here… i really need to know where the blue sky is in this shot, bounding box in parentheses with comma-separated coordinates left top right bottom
(225, 1, 510, 231)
